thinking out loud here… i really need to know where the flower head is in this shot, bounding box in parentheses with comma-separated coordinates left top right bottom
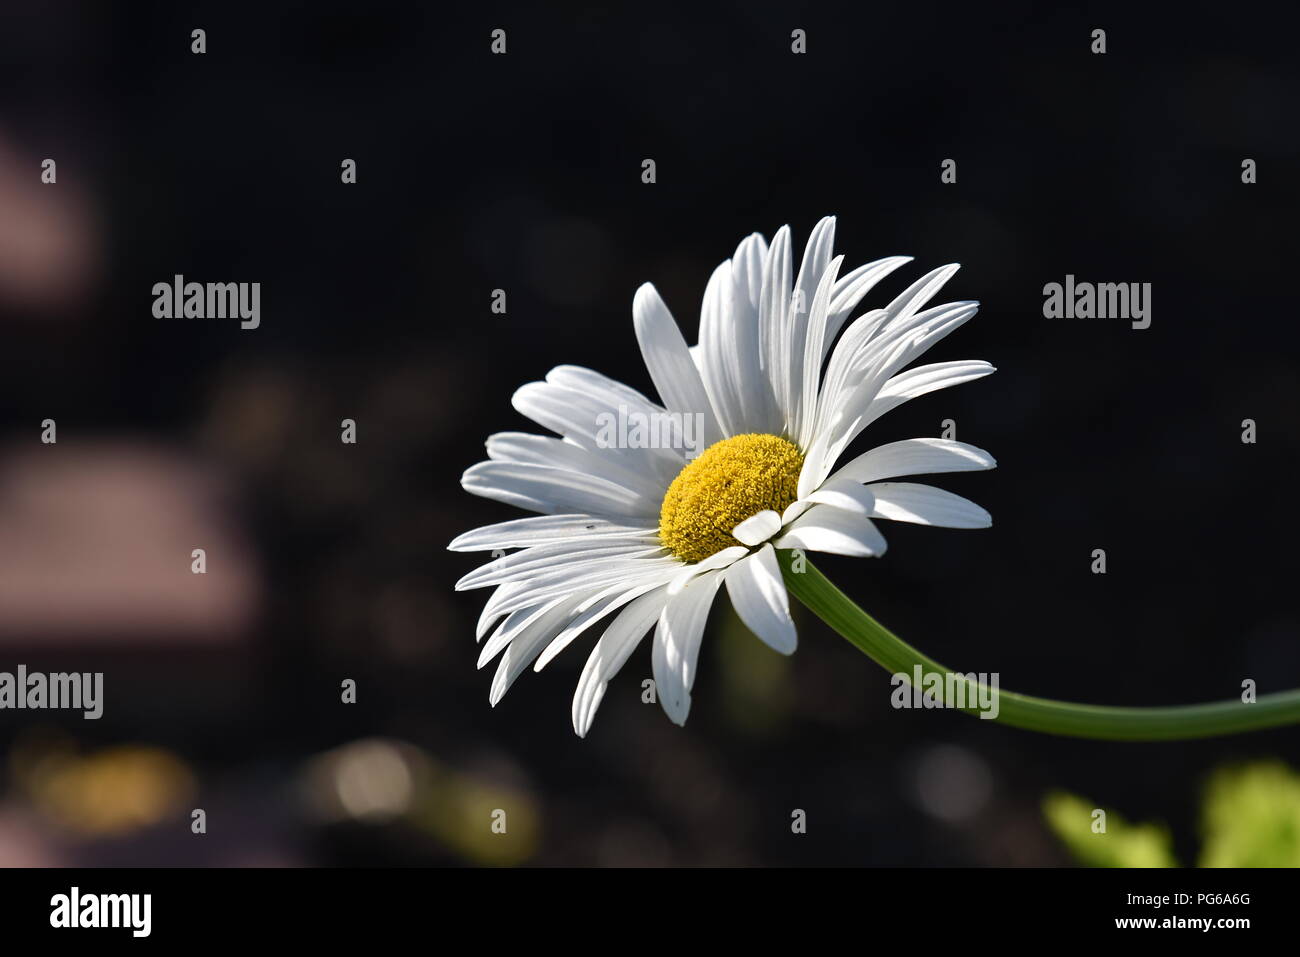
(451, 217, 996, 735)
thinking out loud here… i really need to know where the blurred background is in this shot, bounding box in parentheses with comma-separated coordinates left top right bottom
(0, 2, 1297, 866)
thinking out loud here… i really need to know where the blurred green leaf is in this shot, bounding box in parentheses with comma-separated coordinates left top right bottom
(1199, 761, 1300, 867)
(1042, 790, 1177, 867)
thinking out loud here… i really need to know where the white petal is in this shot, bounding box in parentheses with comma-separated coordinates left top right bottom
(787, 217, 837, 440)
(798, 331, 916, 500)
(732, 509, 781, 546)
(856, 302, 981, 389)
(728, 233, 780, 433)
(697, 245, 780, 437)
(512, 380, 683, 479)
(813, 293, 974, 446)
(667, 545, 749, 594)
(780, 498, 815, 525)
(733, 232, 768, 310)
(774, 505, 888, 557)
(448, 514, 657, 553)
(725, 544, 796, 655)
(864, 482, 992, 528)
(758, 226, 793, 427)
(652, 570, 725, 725)
(455, 540, 663, 591)
(828, 437, 996, 486)
(632, 283, 722, 445)
(878, 263, 963, 330)
(795, 253, 843, 448)
(485, 432, 667, 502)
(822, 256, 915, 357)
(799, 303, 982, 497)
(534, 579, 664, 672)
(803, 477, 876, 516)
(478, 598, 564, 669)
(697, 259, 745, 436)
(484, 556, 680, 618)
(571, 587, 669, 737)
(823, 301, 979, 425)
(544, 365, 664, 418)
(461, 461, 656, 519)
(856, 361, 996, 433)
(488, 596, 586, 703)
(808, 308, 888, 447)
(476, 582, 523, 640)
(814, 266, 970, 435)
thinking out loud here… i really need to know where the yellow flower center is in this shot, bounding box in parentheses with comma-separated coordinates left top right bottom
(659, 433, 804, 563)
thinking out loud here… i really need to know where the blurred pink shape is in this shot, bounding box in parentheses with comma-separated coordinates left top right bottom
(0, 442, 260, 644)
(0, 805, 66, 867)
(0, 134, 101, 312)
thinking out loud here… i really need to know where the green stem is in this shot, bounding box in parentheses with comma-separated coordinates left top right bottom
(778, 552, 1300, 741)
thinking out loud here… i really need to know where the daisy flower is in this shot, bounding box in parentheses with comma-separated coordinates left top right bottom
(450, 216, 996, 736)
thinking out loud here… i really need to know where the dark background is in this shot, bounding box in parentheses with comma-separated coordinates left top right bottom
(0, 1, 1296, 865)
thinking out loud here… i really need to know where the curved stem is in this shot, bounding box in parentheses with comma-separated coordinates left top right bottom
(778, 552, 1300, 741)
